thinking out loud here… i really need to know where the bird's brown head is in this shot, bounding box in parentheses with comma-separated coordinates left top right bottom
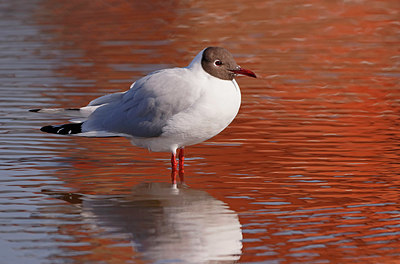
(201, 47, 257, 80)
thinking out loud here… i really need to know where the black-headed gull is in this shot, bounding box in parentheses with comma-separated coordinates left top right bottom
(33, 47, 256, 187)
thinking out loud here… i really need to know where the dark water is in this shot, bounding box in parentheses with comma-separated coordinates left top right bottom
(1, 0, 399, 263)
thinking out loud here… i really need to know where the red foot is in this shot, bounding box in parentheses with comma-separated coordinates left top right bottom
(179, 148, 185, 183)
(171, 148, 185, 186)
(171, 153, 177, 185)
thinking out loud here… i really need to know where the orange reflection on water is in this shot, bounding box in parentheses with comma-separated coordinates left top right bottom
(27, 0, 400, 263)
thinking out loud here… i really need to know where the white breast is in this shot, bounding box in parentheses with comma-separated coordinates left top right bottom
(130, 73, 241, 153)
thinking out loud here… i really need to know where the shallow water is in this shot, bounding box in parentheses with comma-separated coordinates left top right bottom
(1, 0, 399, 263)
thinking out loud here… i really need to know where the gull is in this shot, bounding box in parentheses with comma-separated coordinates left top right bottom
(32, 47, 256, 187)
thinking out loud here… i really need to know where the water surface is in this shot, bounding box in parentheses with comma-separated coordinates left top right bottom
(1, 0, 399, 263)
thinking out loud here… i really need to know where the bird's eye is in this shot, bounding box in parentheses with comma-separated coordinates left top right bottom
(214, 60, 223, 66)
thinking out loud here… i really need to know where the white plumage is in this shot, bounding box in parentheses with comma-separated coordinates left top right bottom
(36, 47, 256, 185)
(80, 53, 241, 153)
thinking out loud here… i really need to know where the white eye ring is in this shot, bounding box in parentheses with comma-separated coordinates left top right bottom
(214, 60, 223, 66)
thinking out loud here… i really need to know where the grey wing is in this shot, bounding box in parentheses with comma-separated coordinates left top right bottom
(82, 68, 198, 138)
(87, 91, 126, 107)
(30, 91, 127, 123)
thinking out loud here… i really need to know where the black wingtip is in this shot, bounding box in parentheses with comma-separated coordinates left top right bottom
(40, 123, 82, 135)
(29, 109, 41, 112)
(40, 125, 56, 133)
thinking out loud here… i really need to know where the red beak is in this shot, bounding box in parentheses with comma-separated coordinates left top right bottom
(230, 67, 257, 78)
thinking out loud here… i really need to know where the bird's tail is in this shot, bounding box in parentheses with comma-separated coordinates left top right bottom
(40, 123, 83, 135)
(31, 105, 124, 137)
(39, 122, 123, 137)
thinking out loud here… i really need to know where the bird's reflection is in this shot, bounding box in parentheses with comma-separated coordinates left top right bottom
(44, 182, 242, 263)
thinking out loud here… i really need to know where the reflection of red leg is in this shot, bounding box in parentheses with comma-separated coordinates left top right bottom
(178, 148, 185, 183)
(171, 153, 177, 185)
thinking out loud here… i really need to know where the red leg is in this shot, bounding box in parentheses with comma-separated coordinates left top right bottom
(178, 148, 185, 183)
(171, 152, 177, 185)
